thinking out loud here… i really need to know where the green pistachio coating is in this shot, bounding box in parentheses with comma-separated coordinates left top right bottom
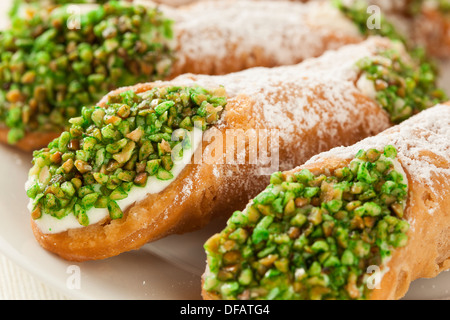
(0, 1, 173, 144)
(334, 0, 407, 43)
(203, 146, 409, 300)
(335, 0, 447, 123)
(436, 0, 450, 12)
(356, 49, 446, 123)
(26, 86, 226, 226)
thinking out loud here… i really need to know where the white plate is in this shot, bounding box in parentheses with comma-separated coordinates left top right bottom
(0, 0, 449, 301)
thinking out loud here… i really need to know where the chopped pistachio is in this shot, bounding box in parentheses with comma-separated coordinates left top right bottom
(356, 49, 446, 124)
(27, 86, 226, 226)
(1, 1, 174, 144)
(334, 1, 446, 123)
(203, 146, 409, 300)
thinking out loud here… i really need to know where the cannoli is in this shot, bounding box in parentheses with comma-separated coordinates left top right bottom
(202, 102, 450, 300)
(153, 0, 450, 60)
(359, 0, 450, 59)
(166, 0, 364, 76)
(0, 1, 173, 150)
(1, 0, 366, 151)
(322, 0, 450, 60)
(25, 37, 445, 261)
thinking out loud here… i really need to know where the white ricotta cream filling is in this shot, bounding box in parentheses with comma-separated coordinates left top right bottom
(381, 155, 408, 192)
(356, 74, 377, 101)
(27, 126, 203, 234)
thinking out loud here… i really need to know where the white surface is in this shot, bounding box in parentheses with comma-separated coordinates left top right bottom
(0, 0, 449, 301)
(0, 252, 67, 299)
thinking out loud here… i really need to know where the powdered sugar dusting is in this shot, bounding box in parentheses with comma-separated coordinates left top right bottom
(143, 37, 411, 214)
(167, 37, 398, 169)
(170, 0, 362, 72)
(306, 104, 450, 198)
